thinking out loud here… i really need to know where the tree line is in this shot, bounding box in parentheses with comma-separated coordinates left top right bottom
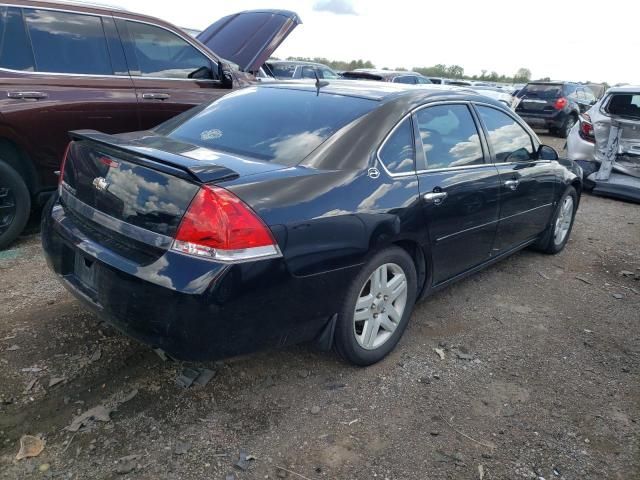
(277, 57, 539, 83)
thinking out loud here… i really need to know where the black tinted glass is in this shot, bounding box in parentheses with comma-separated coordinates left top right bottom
(301, 67, 317, 79)
(379, 117, 415, 174)
(0, 7, 35, 71)
(394, 76, 416, 84)
(125, 21, 210, 79)
(606, 94, 640, 120)
(416, 105, 483, 169)
(522, 84, 562, 99)
(477, 106, 534, 162)
(163, 87, 376, 165)
(270, 63, 295, 78)
(23, 9, 113, 75)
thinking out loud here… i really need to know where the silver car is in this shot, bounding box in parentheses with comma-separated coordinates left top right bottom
(567, 86, 640, 202)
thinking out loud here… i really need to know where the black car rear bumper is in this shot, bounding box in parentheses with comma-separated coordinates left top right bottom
(42, 197, 355, 361)
(517, 110, 568, 129)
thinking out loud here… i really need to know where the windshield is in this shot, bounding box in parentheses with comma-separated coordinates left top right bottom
(522, 84, 562, 99)
(162, 87, 377, 165)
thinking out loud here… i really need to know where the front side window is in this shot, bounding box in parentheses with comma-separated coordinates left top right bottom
(321, 68, 339, 79)
(0, 7, 35, 71)
(162, 87, 377, 165)
(416, 104, 484, 170)
(477, 106, 534, 162)
(379, 117, 415, 175)
(23, 8, 113, 75)
(301, 66, 317, 79)
(125, 21, 211, 79)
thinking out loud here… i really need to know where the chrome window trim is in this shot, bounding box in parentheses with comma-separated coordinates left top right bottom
(377, 100, 488, 178)
(0, 3, 219, 80)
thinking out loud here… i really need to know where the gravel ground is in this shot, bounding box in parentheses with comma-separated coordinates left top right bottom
(1, 135, 638, 480)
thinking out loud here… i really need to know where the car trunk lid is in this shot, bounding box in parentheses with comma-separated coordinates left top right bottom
(60, 130, 285, 241)
(196, 10, 301, 73)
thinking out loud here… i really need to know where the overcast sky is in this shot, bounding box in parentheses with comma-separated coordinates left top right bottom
(122, 0, 638, 85)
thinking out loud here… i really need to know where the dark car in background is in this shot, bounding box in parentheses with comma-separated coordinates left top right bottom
(0, 1, 301, 248)
(515, 82, 596, 138)
(42, 82, 581, 366)
(342, 69, 432, 85)
(265, 60, 340, 80)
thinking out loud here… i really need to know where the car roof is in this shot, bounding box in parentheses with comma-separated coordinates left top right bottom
(19, 0, 127, 13)
(257, 80, 502, 105)
(606, 86, 640, 94)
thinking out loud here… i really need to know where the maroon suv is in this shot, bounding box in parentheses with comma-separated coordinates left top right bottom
(0, 1, 300, 248)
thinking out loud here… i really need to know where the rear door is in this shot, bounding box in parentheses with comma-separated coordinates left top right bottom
(0, 6, 138, 189)
(115, 18, 229, 130)
(474, 104, 556, 252)
(413, 103, 501, 284)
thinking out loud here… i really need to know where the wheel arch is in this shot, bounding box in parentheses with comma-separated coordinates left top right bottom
(392, 239, 430, 300)
(0, 137, 40, 196)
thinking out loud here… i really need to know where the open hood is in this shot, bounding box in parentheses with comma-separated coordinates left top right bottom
(197, 10, 301, 73)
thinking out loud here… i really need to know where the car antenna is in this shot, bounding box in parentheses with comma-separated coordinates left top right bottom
(314, 70, 329, 96)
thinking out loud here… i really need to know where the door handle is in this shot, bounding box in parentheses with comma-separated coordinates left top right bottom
(142, 93, 170, 100)
(504, 179, 520, 190)
(423, 191, 448, 205)
(7, 91, 48, 100)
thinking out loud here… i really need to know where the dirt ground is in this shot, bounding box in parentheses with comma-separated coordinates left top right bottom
(1, 135, 638, 480)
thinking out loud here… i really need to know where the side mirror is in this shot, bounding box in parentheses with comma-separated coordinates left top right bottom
(188, 65, 214, 80)
(537, 144, 559, 160)
(217, 61, 233, 89)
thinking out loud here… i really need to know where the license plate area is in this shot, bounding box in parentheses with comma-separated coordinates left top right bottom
(74, 252, 97, 291)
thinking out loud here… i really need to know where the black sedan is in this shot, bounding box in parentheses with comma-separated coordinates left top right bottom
(42, 82, 582, 366)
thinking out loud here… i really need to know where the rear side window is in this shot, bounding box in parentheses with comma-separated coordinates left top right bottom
(416, 104, 484, 170)
(163, 87, 377, 165)
(605, 94, 640, 120)
(123, 21, 211, 79)
(379, 117, 415, 175)
(23, 9, 113, 75)
(0, 7, 35, 71)
(477, 106, 534, 162)
(269, 63, 296, 78)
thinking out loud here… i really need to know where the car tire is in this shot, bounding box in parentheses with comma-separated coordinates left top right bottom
(334, 246, 417, 366)
(558, 115, 577, 138)
(0, 161, 31, 250)
(532, 186, 578, 254)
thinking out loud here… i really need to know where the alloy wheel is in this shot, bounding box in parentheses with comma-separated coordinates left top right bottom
(554, 196, 574, 245)
(0, 186, 16, 236)
(353, 262, 408, 350)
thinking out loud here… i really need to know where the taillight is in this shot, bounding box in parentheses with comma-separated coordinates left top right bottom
(578, 114, 595, 143)
(554, 97, 568, 110)
(58, 142, 72, 194)
(172, 185, 281, 263)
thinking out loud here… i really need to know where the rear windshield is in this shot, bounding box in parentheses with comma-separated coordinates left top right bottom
(161, 87, 377, 165)
(605, 93, 640, 120)
(522, 84, 562, 99)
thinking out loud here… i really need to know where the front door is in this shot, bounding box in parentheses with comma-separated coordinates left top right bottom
(414, 103, 501, 284)
(474, 105, 556, 252)
(115, 18, 229, 130)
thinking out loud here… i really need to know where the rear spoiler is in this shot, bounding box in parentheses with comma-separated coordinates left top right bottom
(69, 130, 239, 183)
